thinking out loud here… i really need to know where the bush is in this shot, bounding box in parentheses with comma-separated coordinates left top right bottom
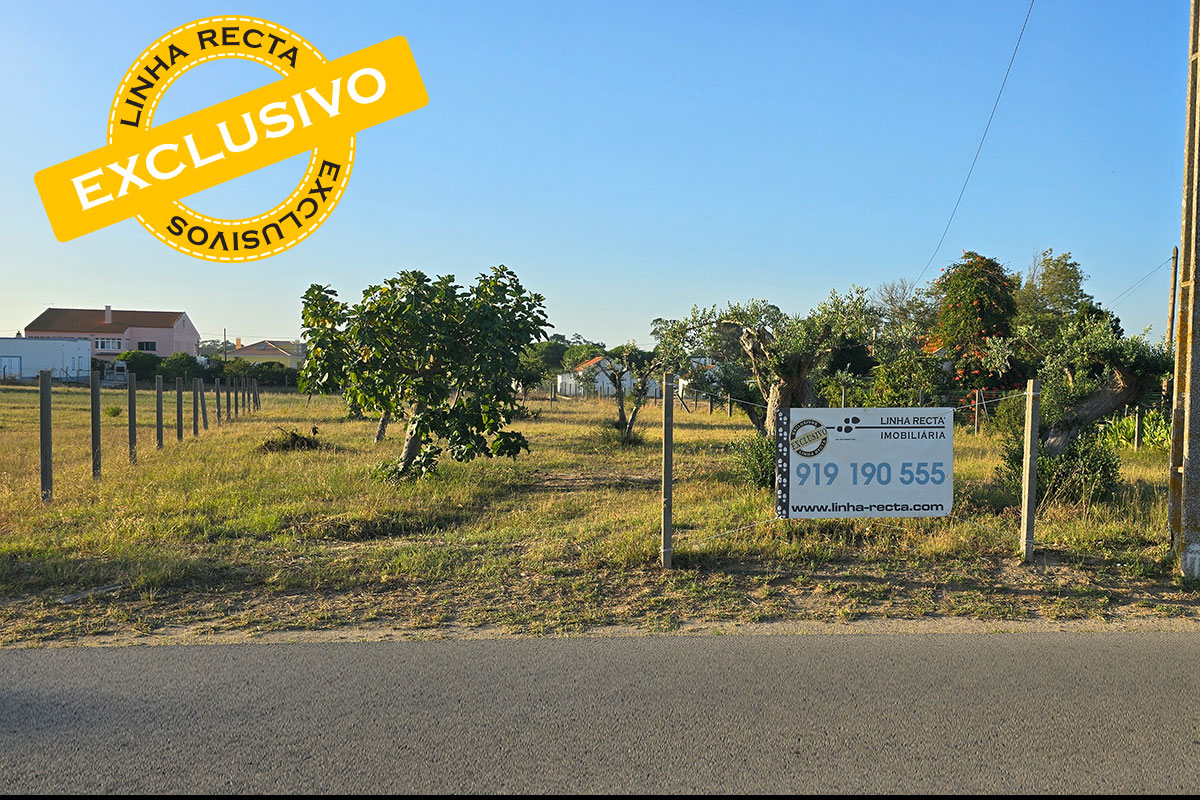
(1099, 408, 1170, 452)
(115, 350, 162, 376)
(730, 433, 774, 489)
(103, 406, 122, 418)
(594, 422, 645, 447)
(997, 429, 1121, 505)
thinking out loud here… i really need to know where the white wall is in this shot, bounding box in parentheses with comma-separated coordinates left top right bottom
(0, 337, 91, 380)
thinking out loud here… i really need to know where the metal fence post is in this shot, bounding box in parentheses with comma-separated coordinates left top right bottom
(1021, 379, 1040, 561)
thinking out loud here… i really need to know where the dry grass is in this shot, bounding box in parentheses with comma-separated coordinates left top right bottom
(0, 384, 1192, 642)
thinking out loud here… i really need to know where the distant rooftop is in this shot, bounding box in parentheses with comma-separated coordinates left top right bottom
(26, 308, 184, 334)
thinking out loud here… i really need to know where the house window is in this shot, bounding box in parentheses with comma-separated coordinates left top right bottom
(96, 338, 123, 351)
(137, 342, 157, 351)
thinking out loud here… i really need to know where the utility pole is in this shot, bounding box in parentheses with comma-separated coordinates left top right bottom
(1172, 0, 1200, 578)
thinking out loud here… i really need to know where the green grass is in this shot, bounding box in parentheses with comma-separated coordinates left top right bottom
(0, 384, 1192, 642)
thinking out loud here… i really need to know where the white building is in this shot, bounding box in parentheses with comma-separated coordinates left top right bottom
(0, 336, 91, 381)
(556, 356, 663, 399)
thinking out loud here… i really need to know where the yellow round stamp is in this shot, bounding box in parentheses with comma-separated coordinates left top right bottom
(36, 17, 428, 262)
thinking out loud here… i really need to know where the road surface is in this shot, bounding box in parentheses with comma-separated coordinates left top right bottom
(2, 632, 1197, 792)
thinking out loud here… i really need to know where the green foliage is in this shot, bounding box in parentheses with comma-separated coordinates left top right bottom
(526, 338, 569, 372)
(300, 265, 548, 476)
(932, 251, 1017, 394)
(562, 340, 605, 371)
(596, 343, 661, 443)
(102, 405, 122, 418)
(729, 434, 775, 488)
(115, 350, 162, 377)
(1032, 314, 1170, 434)
(1099, 409, 1171, 452)
(1015, 249, 1093, 343)
(157, 352, 201, 381)
(655, 287, 874, 431)
(998, 429, 1121, 505)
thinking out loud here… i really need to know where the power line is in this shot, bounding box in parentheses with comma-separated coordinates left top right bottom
(914, 0, 1036, 285)
(1105, 256, 1173, 310)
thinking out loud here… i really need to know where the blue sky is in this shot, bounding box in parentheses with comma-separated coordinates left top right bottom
(0, 1, 1188, 347)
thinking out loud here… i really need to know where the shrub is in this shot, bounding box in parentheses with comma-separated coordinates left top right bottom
(103, 406, 122, 418)
(1099, 408, 1170, 452)
(594, 422, 644, 447)
(730, 434, 774, 489)
(115, 350, 163, 377)
(258, 427, 327, 452)
(997, 429, 1121, 505)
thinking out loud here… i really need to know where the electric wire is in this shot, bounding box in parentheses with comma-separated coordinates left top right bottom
(914, 0, 1036, 285)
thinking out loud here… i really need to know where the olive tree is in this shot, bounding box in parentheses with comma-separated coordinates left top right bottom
(594, 343, 660, 444)
(656, 287, 873, 434)
(300, 266, 548, 476)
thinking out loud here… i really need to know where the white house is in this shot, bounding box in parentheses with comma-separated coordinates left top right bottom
(556, 356, 663, 399)
(0, 336, 91, 381)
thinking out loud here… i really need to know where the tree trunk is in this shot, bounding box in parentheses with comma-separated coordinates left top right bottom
(374, 410, 391, 443)
(1042, 370, 1142, 456)
(744, 405, 767, 436)
(396, 416, 423, 473)
(764, 376, 813, 438)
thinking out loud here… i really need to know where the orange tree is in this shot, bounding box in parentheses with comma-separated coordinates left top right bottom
(932, 251, 1018, 395)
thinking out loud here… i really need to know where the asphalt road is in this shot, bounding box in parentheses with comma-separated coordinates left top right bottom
(2, 632, 1198, 793)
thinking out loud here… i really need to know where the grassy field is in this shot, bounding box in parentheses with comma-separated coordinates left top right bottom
(0, 383, 1193, 643)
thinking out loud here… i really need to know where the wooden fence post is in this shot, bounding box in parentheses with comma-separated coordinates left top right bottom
(662, 372, 673, 570)
(234, 378, 240, 418)
(127, 372, 137, 464)
(255, 379, 261, 410)
(975, 389, 982, 435)
(728, 394, 733, 417)
(192, 378, 199, 436)
(1021, 378, 1040, 561)
(155, 375, 164, 449)
(1134, 405, 1143, 451)
(214, 378, 222, 425)
(176, 377, 184, 442)
(225, 381, 231, 421)
(39, 370, 51, 504)
(200, 380, 209, 430)
(90, 370, 101, 480)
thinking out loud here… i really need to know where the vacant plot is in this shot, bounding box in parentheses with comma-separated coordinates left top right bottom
(0, 384, 1192, 643)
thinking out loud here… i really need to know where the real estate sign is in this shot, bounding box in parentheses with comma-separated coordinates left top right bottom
(775, 407, 953, 519)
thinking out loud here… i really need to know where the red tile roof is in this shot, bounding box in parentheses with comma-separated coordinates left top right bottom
(26, 308, 184, 333)
(573, 355, 605, 371)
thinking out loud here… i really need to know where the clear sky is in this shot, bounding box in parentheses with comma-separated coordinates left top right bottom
(0, 0, 1189, 347)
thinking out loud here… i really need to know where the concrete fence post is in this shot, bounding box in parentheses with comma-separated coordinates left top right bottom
(39, 370, 51, 504)
(1021, 378, 1040, 561)
(90, 370, 101, 480)
(155, 375, 164, 449)
(200, 380, 209, 430)
(176, 377, 183, 442)
(127, 372, 137, 464)
(662, 372, 674, 570)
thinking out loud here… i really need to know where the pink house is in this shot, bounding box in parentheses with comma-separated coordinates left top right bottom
(25, 306, 200, 362)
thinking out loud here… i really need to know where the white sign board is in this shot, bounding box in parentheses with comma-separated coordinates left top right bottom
(775, 407, 953, 519)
